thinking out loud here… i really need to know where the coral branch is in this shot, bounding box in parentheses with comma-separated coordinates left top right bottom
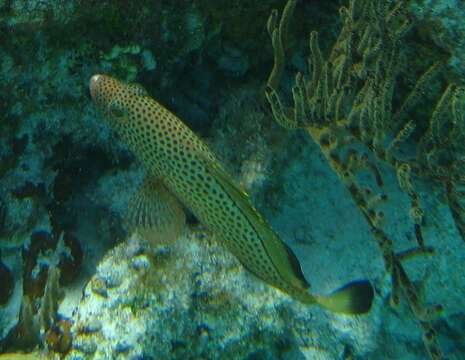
(264, 0, 460, 358)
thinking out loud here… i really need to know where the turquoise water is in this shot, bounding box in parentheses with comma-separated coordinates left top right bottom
(0, 1, 464, 359)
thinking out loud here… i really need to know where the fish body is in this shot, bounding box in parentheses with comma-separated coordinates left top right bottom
(90, 74, 373, 314)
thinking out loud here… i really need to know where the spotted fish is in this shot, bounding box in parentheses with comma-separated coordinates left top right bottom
(89, 74, 374, 314)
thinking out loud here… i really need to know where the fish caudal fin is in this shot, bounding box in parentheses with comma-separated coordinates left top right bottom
(125, 177, 186, 246)
(314, 280, 374, 315)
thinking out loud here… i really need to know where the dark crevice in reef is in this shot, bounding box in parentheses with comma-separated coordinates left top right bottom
(0, 137, 28, 181)
(0, 257, 14, 306)
(50, 137, 116, 204)
(46, 136, 131, 236)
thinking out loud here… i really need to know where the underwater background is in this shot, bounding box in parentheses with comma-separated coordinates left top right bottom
(1, 0, 465, 359)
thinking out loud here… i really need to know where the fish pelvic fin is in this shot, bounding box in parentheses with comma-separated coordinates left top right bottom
(314, 280, 374, 315)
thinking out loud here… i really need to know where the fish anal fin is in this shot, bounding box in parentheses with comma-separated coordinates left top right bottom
(125, 177, 185, 246)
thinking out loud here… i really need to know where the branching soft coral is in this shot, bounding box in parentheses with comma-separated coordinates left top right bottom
(265, 1, 465, 359)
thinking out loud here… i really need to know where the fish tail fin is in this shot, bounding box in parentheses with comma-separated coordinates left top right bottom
(314, 280, 374, 315)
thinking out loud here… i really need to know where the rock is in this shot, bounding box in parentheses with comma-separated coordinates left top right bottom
(66, 233, 380, 360)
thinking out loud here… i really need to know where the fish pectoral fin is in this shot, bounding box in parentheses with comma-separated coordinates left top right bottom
(125, 177, 185, 246)
(314, 280, 374, 315)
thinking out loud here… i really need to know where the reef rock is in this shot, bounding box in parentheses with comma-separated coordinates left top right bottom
(65, 233, 380, 360)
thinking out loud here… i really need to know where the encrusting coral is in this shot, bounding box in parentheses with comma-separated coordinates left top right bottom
(265, 0, 465, 359)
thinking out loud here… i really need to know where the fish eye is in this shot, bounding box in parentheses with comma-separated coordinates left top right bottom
(107, 99, 127, 119)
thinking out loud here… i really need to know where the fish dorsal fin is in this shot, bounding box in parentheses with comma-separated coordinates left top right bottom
(281, 241, 309, 288)
(202, 155, 309, 290)
(125, 177, 185, 246)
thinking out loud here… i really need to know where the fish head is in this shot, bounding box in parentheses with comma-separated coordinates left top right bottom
(89, 74, 148, 131)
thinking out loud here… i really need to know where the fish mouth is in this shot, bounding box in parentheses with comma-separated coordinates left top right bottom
(89, 74, 103, 100)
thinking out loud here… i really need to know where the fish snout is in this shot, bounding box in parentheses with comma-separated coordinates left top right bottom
(89, 74, 103, 100)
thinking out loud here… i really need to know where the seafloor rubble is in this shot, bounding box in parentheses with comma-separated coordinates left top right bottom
(1, 0, 465, 359)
